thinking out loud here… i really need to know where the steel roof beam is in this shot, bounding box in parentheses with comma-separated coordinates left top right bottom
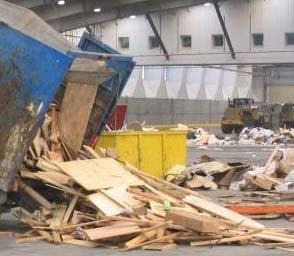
(213, 0, 235, 59)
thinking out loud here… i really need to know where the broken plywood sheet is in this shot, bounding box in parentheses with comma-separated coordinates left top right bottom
(55, 158, 143, 191)
(58, 82, 98, 157)
(88, 192, 125, 216)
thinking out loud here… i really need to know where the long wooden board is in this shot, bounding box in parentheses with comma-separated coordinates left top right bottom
(183, 195, 264, 230)
(56, 158, 143, 191)
(84, 225, 141, 241)
(58, 82, 98, 157)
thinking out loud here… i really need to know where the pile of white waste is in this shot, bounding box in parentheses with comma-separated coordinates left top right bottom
(188, 127, 294, 146)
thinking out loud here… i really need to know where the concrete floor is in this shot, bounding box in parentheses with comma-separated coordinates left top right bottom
(0, 237, 291, 256)
(188, 144, 290, 165)
(0, 145, 293, 255)
(0, 216, 292, 256)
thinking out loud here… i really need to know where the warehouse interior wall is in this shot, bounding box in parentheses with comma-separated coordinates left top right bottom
(122, 65, 255, 101)
(119, 97, 227, 125)
(64, 0, 294, 65)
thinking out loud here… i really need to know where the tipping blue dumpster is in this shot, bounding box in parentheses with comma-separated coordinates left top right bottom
(0, 1, 135, 196)
(77, 32, 135, 146)
(0, 1, 73, 194)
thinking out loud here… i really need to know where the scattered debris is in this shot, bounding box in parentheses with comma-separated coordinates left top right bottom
(188, 127, 294, 146)
(165, 146, 294, 193)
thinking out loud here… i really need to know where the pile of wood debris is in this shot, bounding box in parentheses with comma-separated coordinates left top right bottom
(165, 147, 294, 192)
(14, 151, 294, 252)
(4, 104, 293, 252)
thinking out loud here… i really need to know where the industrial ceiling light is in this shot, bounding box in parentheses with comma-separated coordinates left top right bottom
(94, 7, 101, 12)
(129, 15, 136, 19)
(204, 2, 211, 6)
(57, 0, 65, 5)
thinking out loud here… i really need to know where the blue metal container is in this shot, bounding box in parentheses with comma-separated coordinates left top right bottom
(0, 23, 72, 191)
(77, 32, 135, 138)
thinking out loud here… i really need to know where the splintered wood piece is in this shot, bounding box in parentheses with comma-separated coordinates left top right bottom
(121, 232, 182, 251)
(185, 176, 217, 189)
(36, 230, 53, 242)
(16, 235, 47, 244)
(84, 225, 141, 241)
(59, 82, 98, 157)
(63, 194, 79, 224)
(254, 233, 294, 243)
(128, 188, 164, 204)
(157, 227, 165, 239)
(166, 210, 222, 233)
(20, 181, 54, 210)
(218, 169, 236, 188)
(33, 173, 85, 197)
(249, 175, 273, 191)
(125, 163, 204, 199)
(82, 145, 102, 159)
(36, 158, 62, 172)
(143, 243, 177, 251)
(32, 129, 41, 157)
(55, 158, 143, 191)
(264, 146, 279, 174)
(124, 230, 157, 248)
(0, 232, 14, 238)
(50, 205, 67, 244)
(34, 171, 71, 185)
(183, 195, 264, 230)
(190, 234, 254, 247)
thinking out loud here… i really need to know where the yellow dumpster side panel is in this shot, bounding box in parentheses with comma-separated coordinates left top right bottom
(116, 135, 139, 168)
(96, 131, 187, 178)
(139, 134, 163, 177)
(97, 135, 116, 149)
(164, 134, 187, 172)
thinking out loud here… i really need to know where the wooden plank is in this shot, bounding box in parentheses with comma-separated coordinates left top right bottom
(59, 82, 98, 157)
(16, 235, 47, 244)
(55, 158, 143, 191)
(36, 158, 61, 172)
(166, 210, 222, 233)
(0, 232, 14, 238)
(34, 171, 71, 185)
(20, 181, 54, 210)
(50, 205, 67, 244)
(124, 230, 157, 248)
(84, 225, 141, 241)
(183, 195, 264, 230)
(87, 192, 125, 216)
(185, 176, 217, 190)
(143, 243, 177, 251)
(190, 234, 254, 246)
(121, 232, 182, 251)
(254, 233, 294, 243)
(82, 145, 102, 159)
(226, 204, 294, 215)
(33, 172, 85, 197)
(62, 194, 79, 224)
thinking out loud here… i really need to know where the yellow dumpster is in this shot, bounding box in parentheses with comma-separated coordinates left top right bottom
(96, 131, 187, 178)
